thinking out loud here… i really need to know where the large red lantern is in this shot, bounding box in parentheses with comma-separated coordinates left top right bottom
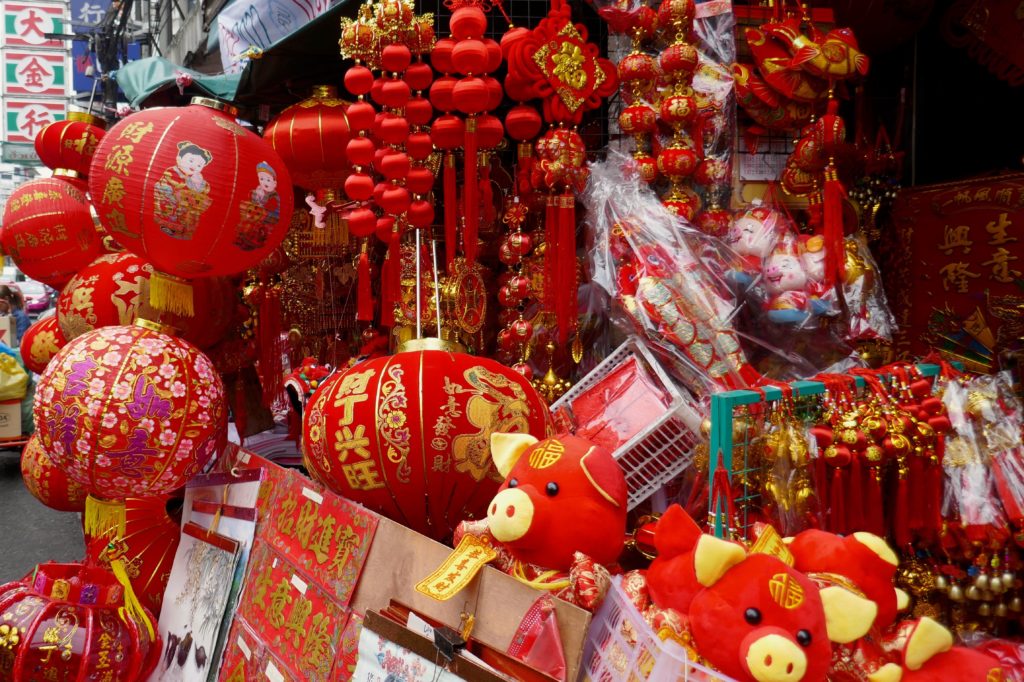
(0, 562, 159, 681)
(303, 341, 553, 541)
(0, 176, 103, 289)
(20, 434, 87, 512)
(85, 496, 182, 619)
(34, 323, 227, 534)
(88, 98, 293, 314)
(34, 111, 107, 178)
(55, 252, 235, 348)
(20, 315, 67, 375)
(263, 85, 351, 191)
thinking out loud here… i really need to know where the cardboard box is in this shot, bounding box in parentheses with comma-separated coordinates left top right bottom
(0, 399, 21, 439)
(0, 316, 13, 348)
(351, 518, 592, 682)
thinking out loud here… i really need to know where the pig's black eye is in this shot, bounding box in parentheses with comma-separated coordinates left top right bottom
(545, 482, 559, 496)
(796, 630, 812, 647)
(744, 608, 762, 625)
(508, 478, 518, 488)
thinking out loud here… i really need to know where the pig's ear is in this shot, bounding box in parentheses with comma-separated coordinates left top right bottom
(579, 446, 628, 507)
(490, 433, 538, 478)
(867, 664, 903, 682)
(653, 504, 704, 558)
(819, 586, 877, 643)
(903, 617, 953, 671)
(851, 531, 899, 566)
(693, 535, 746, 588)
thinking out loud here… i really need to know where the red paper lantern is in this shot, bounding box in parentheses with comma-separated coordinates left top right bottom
(88, 98, 294, 288)
(21, 434, 87, 512)
(34, 323, 227, 501)
(263, 85, 351, 191)
(34, 111, 107, 177)
(55, 252, 235, 349)
(303, 343, 553, 541)
(0, 562, 159, 681)
(20, 315, 67, 375)
(0, 176, 103, 289)
(85, 495, 182, 619)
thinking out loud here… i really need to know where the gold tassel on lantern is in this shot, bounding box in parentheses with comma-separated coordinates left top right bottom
(103, 541, 156, 641)
(84, 495, 126, 539)
(149, 271, 194, 317)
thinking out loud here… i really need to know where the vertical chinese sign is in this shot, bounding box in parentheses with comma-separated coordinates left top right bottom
(1, 0, 70, 161)
(69, 0, 141, 96)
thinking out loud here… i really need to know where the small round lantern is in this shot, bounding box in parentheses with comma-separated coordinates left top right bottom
(0, 176, 103, 289)
(34, 111, 107, 178)
(34, 323, 227, 535)
(21, 434, 87, 512)
(20, 315, 67, 375)
(263, 85, 351, 191)
(303, 340, 553, 541)
(0, 562, 159, 681)
(56, 252, 235, 348)
(88, 98, 293, 315)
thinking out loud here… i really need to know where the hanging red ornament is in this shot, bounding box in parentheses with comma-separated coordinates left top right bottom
(21, 433, 87, 512)
(34, 111, 106, 178)
(20, 315, 67, 375)
(0, 175, 103, 289)
(88, 99, 293, 316)
(263, 85, 351, 191)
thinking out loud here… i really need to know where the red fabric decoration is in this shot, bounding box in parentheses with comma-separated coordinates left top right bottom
(34, 111, 106, 177)
(263, 85, 351, 191)
(20, 315, 67, 375)
(55, 252, 235, 349)
(21, 433, 87, 512)
(0, 562, 160, 680)
(0, 176, 103, 289)
(302, 347, 553, 541)
(34, 324, 227, 500)
(88, 99, 293, 312)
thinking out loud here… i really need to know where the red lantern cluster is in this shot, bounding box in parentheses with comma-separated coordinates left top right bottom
(88, 98, 293, 315)
(0, 175, 104, 289)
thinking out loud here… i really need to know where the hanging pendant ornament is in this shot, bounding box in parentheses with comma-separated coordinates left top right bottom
(505, 0, 617, 346)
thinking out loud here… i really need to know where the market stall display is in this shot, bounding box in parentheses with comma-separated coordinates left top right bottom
(2, 0, 1022, 679)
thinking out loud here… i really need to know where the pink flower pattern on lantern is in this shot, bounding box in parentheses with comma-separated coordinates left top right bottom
(33, 324, 226, 498)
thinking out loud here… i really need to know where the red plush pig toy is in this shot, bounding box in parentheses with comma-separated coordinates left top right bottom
(879, 617, 1006, 682)
(453, 432, 628, 609)
(643, 505, 877, 682)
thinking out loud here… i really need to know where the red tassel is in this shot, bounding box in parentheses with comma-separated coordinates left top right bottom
(480, 157, 495, 226)
(234, 377, 247, 446)
(381, 229, 401, 328)
(829, 465, 846, 534)
(555, 191, 577, 345)
(464, 116, 479, 265)
(258, 286, 284, 407)
(847, 454, 864, 531)
(907, 454, 924, 535)
(544, 195, 558, 315)
(444, 153, 457, 270)
(865, 466, 884, 536)
(357, 243, 374, 322)
(893, 470, 911, 548)
(822, 164, 846, 287)
(517, 142, 533, 196)
(923, 456, 943, 544)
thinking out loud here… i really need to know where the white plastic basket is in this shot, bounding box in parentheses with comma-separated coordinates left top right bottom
(551, 336, 704, 510)
(581, 576, 733, 682)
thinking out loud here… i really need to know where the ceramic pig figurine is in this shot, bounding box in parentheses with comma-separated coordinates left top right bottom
(763, 239, 812, 324)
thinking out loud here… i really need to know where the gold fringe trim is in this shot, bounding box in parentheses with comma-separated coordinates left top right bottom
(149, 271, 194, 317)
(84, 495, 126, 540)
